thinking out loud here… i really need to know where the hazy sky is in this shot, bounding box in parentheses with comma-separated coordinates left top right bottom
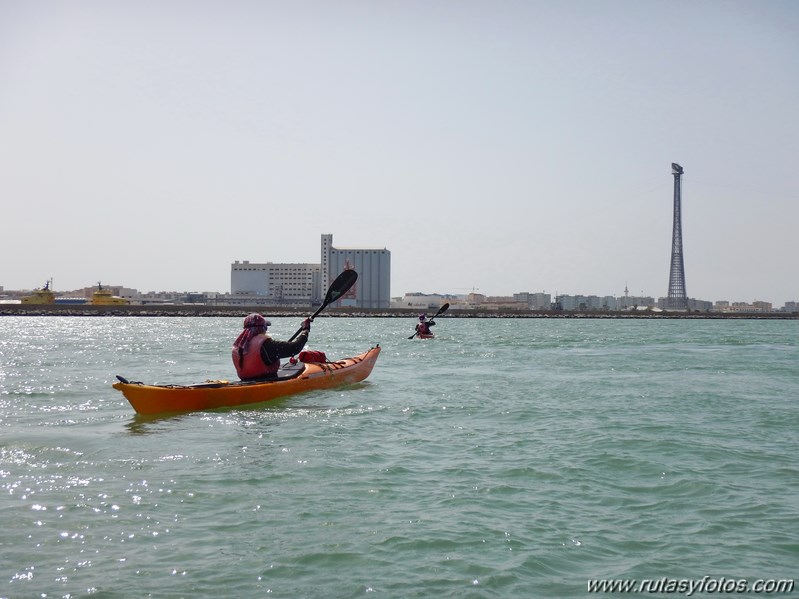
(2, 1, 797, 305)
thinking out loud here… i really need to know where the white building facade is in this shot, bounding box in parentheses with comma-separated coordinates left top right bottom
(513, 292, 552, 310)
(231, 234, 391, 309)
(391, 292, 450, 310)
(230, 261, 321, 306)
(557, 294, 619, 311)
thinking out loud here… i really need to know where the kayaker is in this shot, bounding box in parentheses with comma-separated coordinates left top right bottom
(415, 313, 435, 337)
(232, 313, 311, 380)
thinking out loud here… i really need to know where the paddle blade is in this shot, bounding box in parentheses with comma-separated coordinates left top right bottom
(428, 302, 450, 324)
(324, 269, 358, 306)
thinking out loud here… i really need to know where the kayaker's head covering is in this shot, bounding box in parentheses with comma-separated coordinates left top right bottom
(419, 313, 426, 321)
(243, 313, 270, 330)
(233, 314, 270, 362)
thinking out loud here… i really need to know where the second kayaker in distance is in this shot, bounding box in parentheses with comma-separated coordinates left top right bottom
(415, 313, 435, 338)
(232, 313, 311, 380)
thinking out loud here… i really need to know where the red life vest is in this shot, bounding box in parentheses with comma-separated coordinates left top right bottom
(232, 335, 280, 380)
(417, 322, 431, 335)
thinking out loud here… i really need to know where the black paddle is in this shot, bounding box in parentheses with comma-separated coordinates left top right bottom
(287, 269, 358, 342)
(409, 302, 450, 339)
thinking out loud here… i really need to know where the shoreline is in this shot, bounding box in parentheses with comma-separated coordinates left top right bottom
(1, 304, 796, 319)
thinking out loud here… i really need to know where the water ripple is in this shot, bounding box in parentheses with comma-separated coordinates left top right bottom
(0, 317, 797, 597)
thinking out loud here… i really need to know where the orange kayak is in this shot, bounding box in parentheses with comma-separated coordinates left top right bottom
(113, 345, 380, 415)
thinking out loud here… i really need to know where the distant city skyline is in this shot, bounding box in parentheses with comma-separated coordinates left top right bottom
(2, 277, 794, 311)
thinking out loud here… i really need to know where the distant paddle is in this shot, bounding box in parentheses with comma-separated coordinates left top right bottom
(288, 270, 358, 342)
(409, 302, 450, 339)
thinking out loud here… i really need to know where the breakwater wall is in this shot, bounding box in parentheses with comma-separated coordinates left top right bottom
(1, 304, 795, 319)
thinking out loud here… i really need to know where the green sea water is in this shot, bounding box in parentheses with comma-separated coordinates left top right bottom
(1, 316, 797, 598)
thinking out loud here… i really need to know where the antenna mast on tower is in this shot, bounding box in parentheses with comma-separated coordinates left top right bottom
(666, 163, 688, 310)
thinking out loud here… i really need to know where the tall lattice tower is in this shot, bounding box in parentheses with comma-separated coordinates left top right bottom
(666, 162, 687, 310)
